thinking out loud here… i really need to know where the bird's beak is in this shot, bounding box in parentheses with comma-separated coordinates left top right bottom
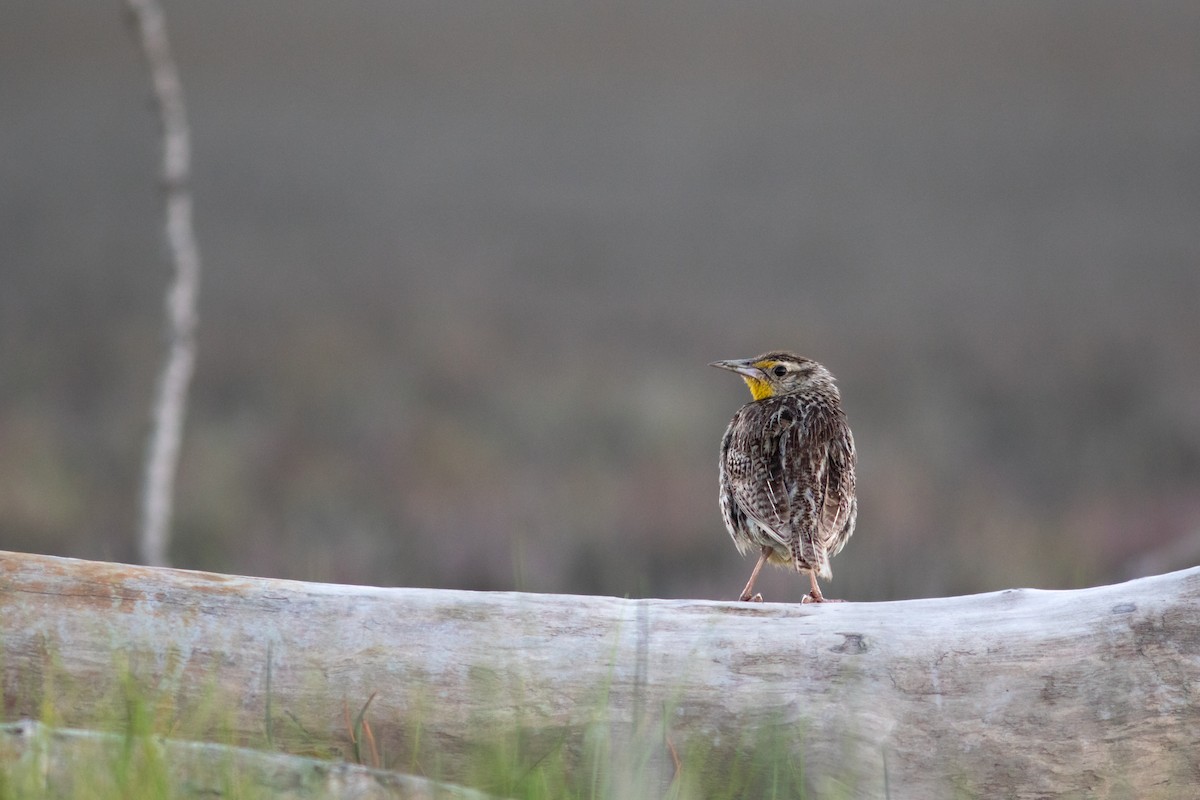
(709, 359, 762, 380)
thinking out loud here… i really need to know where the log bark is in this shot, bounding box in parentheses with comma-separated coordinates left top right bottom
(2, 550, 1199, 798)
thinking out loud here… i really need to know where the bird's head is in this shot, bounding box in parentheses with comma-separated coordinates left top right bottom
(709, 351, 836, 401)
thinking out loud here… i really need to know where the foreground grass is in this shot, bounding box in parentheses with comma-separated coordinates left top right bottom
(0, 684, 820, 800)
(0, 645, 836, 799)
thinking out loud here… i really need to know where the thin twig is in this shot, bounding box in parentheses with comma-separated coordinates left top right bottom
(361, 717, 380, 769)
(665, 734, 681, 780)
(345, 692, 380, 766)
(125, 0, 201, 567)
(343, 701, 356, 760)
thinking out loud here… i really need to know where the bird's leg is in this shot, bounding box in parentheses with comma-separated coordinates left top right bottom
(802, 573, 825, 603)
(739, 546, 771, 602)
(802, 572, 845, 603)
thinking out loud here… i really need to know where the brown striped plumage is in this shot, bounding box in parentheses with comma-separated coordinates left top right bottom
(710, 352, 857, 602)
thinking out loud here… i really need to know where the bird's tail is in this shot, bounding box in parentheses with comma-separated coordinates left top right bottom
(794, 538, 831, 580)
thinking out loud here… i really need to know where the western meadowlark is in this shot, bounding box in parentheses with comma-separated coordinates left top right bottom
(710, 352, 857, 603)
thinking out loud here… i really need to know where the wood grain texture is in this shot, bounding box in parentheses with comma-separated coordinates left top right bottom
(3, 550, 1199, 798)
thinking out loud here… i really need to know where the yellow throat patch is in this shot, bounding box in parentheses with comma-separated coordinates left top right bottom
(742, 361, 778, 400)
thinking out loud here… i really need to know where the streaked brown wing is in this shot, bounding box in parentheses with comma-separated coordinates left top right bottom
(818, 421, 857, 557)
(726, 398, 806, 550)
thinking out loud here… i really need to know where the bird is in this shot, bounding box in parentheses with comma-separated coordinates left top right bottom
(710, 351, 857, 603)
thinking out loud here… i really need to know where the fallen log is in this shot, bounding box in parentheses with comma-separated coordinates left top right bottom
(2, 550, 1199, 798)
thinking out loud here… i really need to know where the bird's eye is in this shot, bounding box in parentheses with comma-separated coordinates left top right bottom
(772, 365, 788, 377)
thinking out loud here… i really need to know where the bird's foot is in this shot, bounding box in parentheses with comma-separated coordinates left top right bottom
(801, 592, 845, 604)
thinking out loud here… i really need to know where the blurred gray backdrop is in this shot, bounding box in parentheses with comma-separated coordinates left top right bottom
(3, 1, 1199, 602)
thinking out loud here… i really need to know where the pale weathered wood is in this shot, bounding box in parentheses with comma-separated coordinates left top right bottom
(0, 720, 497, 800)
(2, 550, 1199, 798)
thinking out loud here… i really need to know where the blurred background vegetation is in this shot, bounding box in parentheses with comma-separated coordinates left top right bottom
(3, 1, 1198, 603)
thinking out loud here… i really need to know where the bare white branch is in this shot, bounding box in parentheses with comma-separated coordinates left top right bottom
(125, 0, 201, 567)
